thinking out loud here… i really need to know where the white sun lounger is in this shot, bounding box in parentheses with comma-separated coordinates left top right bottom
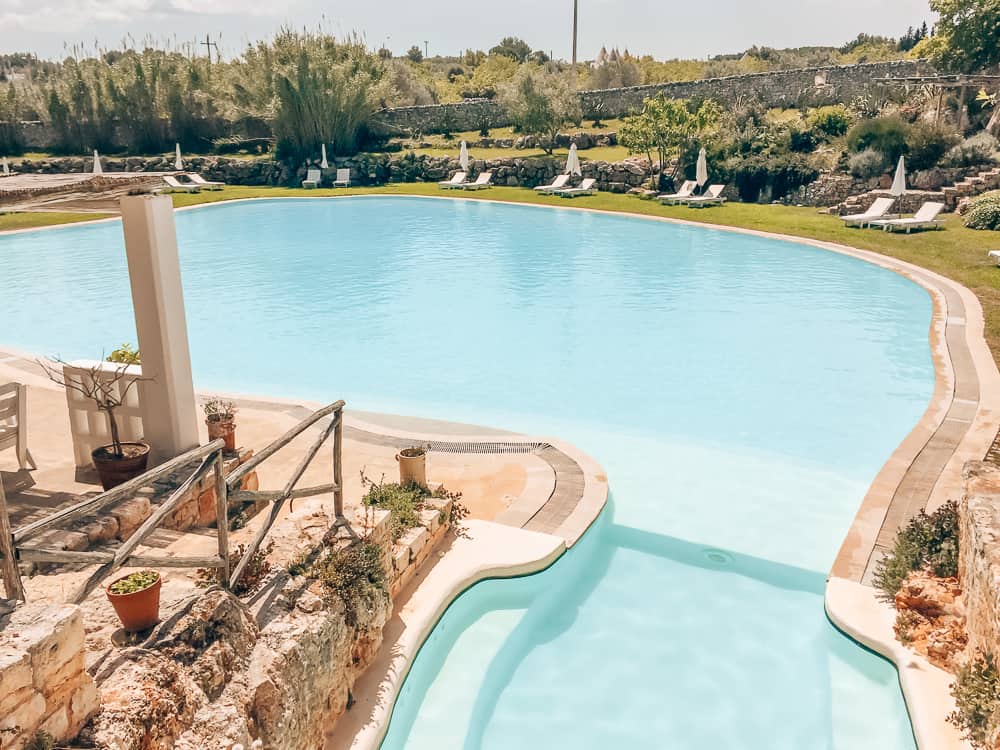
(840, 196, 896, 227)
(302, 168, 322, 189)
(463, 171, 494, 190)
(685, 184, 727, 207)
(439, 171, 467, 189)
(162, 175, 200, 193)
(659, 180, 697, 205)
(872, 201, 945, 233)
(185, 173, 224, 190)
(535, 174, 570, 194)
(0, 382, 36, 470)
(555, 178, 598, 198)
(333, 168, 351, 187)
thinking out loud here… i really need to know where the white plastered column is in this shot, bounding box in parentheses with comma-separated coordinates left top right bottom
(120, 194, 199, 463)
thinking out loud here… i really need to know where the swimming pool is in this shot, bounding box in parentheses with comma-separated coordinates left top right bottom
(2, 197, 932, 747)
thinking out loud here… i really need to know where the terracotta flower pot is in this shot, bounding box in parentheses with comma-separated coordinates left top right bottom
(92, 442, 150, 491)
(106, 571, 161, 633)
(396, 448, 427, 489)
(207, 418, 236, 452)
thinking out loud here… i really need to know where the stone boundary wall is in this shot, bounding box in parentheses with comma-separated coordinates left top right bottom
(959, 462, 1000, 657)
(372, 60, 931, 135)
(0, 604, 100, 749)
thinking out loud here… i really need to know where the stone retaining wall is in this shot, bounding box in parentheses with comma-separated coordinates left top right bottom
(372, 60, 930, 134)
(0, 604, 100, 749)
(959, 462, 1000, 657)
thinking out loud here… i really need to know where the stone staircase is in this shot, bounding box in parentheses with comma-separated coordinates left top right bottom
(942, 166, 1000, 210)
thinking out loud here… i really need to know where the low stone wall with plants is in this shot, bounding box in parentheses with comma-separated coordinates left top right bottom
(959, 463, 1000, 658)
(0, 603, 100, 748)
(76, 480, 461, 750)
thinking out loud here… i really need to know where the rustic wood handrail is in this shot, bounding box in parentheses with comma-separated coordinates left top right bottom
(1, 399, 346, 604)
(14, 439, 225, 544)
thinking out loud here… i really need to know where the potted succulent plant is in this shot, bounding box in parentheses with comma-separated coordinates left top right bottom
(203, 399, 238, 452)
(106, 569, 161, 632)
(396, 444, 429, 488)
(40, 354, 152, 490)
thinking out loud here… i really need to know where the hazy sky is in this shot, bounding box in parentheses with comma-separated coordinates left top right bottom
(3, 0, 934, 61)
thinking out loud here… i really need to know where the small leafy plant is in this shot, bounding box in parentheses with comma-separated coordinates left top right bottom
(894, 608, 924, 646)
(873, 500, 959, 603)
(309, 542, 387, 625)
(949, 652, 1000, 748)
(23, 732, 56, 750)
(203, 398, 238, 423)
(361, 470, 424, 541)
(108, 570, 159, 595)
(107, 343, 141, 365)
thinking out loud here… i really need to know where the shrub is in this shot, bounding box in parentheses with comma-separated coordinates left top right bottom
(107, 343, 140, 364)
(846, 116, 909, 162)
(310, 542, 387, 625)
(872, 500, 959, 602)
(726, 153, 819, 202)
(949, 652, 1000, 749)
(905, 122, 961, 170)
(24, 732, 55, 750)
(964, 191, 1000, 231)
(944, 132, 1000, 168)
(361, 473, 425, 541)
(807, 105, 852, 138)
(788, 126, 819, 153)
(848, 148, 888, 178)
(895, 608, 924, 646)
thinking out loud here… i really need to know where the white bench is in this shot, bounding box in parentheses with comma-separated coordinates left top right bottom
(0, 382, 36, 470)
(989, 250, 1000, 267)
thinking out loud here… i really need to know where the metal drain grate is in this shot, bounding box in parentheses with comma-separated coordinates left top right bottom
(424, 440, 550, 455)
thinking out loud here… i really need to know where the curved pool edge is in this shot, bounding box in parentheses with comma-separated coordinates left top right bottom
(324, 519, 568, 750)
(825, 577, 971, 750)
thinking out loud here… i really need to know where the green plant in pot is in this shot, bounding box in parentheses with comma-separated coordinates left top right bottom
(203, 398, 238, 453)
(106, 569, 161, 632)
(40, 355, 152, 490)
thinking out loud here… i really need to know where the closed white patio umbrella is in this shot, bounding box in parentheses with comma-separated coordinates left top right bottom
(459, 140, 469, 171)
(92, 150, 103, 176)
(174, 143, 184, 171)
(2, 156, 9, 176)
(695, 147, 708, 189)
(565, 143, 581, 176)
(890, 155, 907, 197)
(321, 143, 329, 169)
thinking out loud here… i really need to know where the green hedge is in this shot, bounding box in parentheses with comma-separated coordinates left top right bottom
(964, 191, 1000, 231)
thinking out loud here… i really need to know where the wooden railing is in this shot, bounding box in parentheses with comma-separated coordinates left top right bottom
(0, 400, 345, 604)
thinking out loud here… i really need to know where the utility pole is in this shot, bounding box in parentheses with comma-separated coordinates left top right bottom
(424, 40, 429, 58)
(200, 34, 219, 65)
(572, 0, 579, 68)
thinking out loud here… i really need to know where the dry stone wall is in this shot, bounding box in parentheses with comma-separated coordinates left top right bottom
(959, 462, 1000, 657)
(0, 604, 100, 749)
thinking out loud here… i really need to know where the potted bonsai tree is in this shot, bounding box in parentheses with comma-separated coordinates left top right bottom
(105, 569, 161, 632)
(396, 444, 430, 489)
(203, 399, 238, 453)
(40, 354, 151, 490)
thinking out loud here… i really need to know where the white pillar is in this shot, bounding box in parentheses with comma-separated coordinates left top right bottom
(120, 194, 199, 463)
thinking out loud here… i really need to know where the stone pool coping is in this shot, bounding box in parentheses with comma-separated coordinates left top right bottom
(6, 192, 998, 748)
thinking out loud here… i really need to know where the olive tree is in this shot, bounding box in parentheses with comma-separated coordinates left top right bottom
(923, 0, 1000, 73)
(498, 67, 580, 154)
(619, 95, 721, 188)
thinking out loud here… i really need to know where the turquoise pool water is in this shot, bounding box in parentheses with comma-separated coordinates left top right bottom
(2, 197, 931, 747)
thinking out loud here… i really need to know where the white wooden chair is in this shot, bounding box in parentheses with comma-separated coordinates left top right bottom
(333, 168, 351, 187)
(0, 382, 36, 470)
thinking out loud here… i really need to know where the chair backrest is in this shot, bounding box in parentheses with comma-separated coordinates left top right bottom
(579, 178, 596, 190)
(914, 201, 945, 221)
(163, 175, 183, 187)
(0, 382, 20, 429)
(866, 197, 896, 216)
(450, 171, 467, 183)
(677, 180, 696, 195)
(474, 171, 493, 184)
(551, 174, 570, 187)
(336, 168, 350, 181)
(306, 169, 321, 182)
(704, 184, 724, 198)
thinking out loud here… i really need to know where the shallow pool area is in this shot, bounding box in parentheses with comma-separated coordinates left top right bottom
(2, 197, 934, 747)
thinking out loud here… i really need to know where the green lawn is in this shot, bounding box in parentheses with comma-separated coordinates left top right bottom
(0, 210, 115, 230)
(6, 183, 1000, 359)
